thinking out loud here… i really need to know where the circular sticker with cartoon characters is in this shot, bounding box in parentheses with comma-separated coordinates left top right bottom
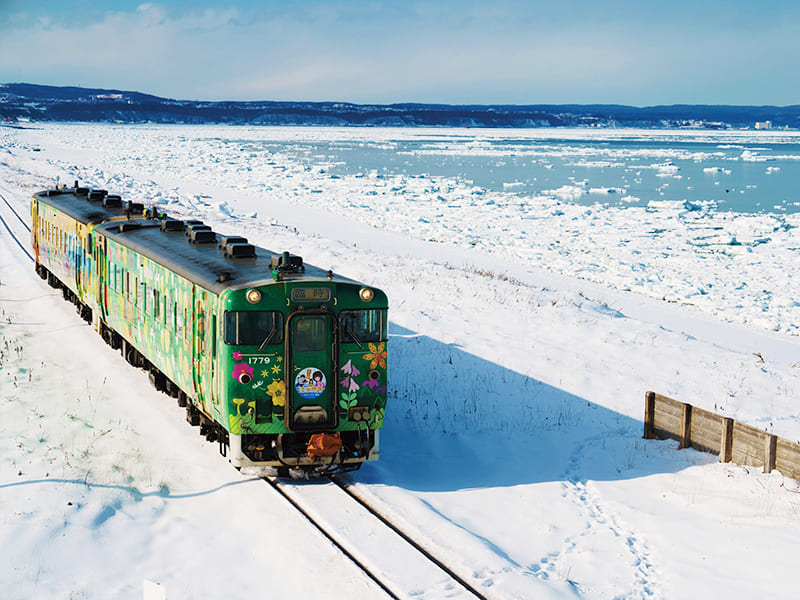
(294, 367, 327, 400)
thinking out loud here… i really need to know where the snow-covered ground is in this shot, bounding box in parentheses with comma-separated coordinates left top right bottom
(1, 123, 800, 599)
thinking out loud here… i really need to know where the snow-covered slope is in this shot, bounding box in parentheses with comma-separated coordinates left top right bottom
(1, 124, 799, 599)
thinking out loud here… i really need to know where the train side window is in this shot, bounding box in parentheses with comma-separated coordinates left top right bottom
(340, 309, 387, 343)
(153, 289, 160, 321)
(211, 314, 217, 358)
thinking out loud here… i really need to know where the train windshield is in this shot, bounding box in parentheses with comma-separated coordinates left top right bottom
(224, 311, 284, 346)
(340, 309, 387, 344)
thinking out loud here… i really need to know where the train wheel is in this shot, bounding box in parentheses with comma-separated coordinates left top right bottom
(101, 326, 114, 347)
(125, 345, 139, 367)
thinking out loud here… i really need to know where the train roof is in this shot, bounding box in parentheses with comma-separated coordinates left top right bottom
(34, 188, 127, 225)
(35, 188, 358, 295)
(98, 218, 343, 294)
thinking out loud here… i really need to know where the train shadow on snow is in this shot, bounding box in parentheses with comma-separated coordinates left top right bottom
(354, 323, 713, 493)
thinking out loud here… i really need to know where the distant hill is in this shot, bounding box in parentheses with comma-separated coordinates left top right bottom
(2, 82, 798, 129)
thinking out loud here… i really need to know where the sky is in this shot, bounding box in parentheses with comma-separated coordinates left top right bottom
(0, 0, 798, 106)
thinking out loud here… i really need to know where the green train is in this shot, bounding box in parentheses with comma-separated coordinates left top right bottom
(31, 184, 388, 473)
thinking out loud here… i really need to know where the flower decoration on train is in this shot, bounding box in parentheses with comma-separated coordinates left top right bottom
(363, 342, 386, 371)
(342, 359, 360, 378)
(232, 362, 254, 384)
(362, 370, 381, 390)
(340, 359, 361, 392)
(266, 379, 286, 407)
(362, 379, 379, 390)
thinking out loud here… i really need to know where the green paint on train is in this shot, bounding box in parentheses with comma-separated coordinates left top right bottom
(31, 186, 388, 473)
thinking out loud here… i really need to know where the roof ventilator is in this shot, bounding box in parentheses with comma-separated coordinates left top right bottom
(88, 190, 107, 202)
(224, 243, 256, 259)
(218, 235, 248, 251)
(160, 218, 184, 232)
(185, 222, 209, 237)
(103, 194, 122, 208)
(190, 229, 216, 244)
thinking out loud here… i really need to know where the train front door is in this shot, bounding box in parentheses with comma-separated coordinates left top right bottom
(287, 312, 337, 430)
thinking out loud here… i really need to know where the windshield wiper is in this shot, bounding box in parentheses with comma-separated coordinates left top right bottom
(344, 325, 364, 349)
(257, 327, 279, 352)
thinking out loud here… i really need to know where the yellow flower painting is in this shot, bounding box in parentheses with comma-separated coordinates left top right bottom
(363, 342, 387, 370)
(266, 379, 286, 407)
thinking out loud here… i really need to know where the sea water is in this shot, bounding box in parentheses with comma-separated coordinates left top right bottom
(240, 128, 800, 215)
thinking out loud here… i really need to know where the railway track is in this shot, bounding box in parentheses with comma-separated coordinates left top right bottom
(265, 474, 489, 600)
(0, 189, 34, 262)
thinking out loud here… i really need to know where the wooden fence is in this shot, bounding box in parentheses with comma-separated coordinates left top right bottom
(643, 391, 800, 480)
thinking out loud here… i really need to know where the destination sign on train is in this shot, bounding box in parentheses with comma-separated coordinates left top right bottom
(291, 287, 331, 302)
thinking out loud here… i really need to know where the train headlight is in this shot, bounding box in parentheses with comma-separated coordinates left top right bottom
(359, 287, 374, 303)
(246, 288, 262, 304)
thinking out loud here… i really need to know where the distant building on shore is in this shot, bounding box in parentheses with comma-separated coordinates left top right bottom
(755, 121, 772, 130)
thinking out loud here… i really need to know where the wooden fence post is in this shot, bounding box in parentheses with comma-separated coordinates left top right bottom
(644, 391, 656, 439)
(678, 403, 692, 449)
(644, 391, 800, 482)
(720, 417, 734, 463)
(765, 434, 777, 473)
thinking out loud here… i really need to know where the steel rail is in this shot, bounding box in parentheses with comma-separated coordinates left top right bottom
(331, 475, 488, 600)
(0, 191, 34, 262)
(0, 190, 31, 232)
(264, 476, 399, 599)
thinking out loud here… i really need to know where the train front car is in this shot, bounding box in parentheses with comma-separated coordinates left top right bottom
(223, 254, 388, 473)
